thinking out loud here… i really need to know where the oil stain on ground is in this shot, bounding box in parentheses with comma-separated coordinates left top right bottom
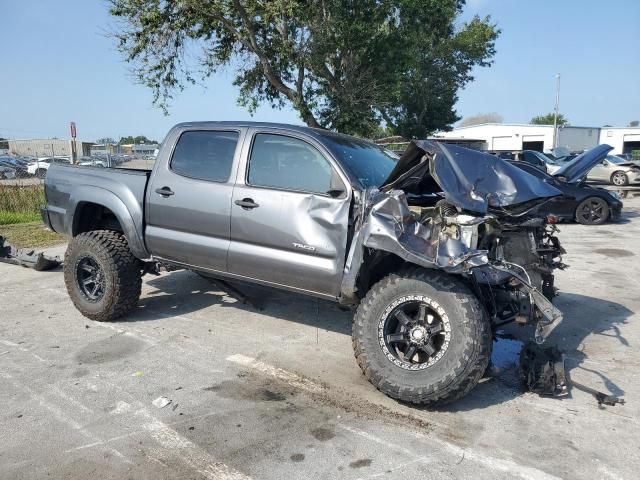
(593, 248, 635, 257)
(310, 426, 335, 441)
(290, 453, 305, 462)
(349, 459, 372, 469)
(75, 334, 144, 364)
(203, 378, 292, 402)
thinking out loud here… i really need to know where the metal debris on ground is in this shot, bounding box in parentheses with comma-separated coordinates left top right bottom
(520, 341, 625, 407)
(152, 396, 172, 409)
(0, 236, 61, 271)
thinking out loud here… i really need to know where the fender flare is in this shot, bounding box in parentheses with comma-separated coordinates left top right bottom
(66, 186, 150, 260)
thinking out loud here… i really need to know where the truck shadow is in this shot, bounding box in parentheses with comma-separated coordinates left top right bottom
(437, 291, 633, 412)
(117, 270, 632, 411)
(120, 269, 353, 336)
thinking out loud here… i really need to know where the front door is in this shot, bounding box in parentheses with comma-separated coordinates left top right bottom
(146, 128, 244, 271)
(228, 131, 351, 297)
(588, 160, 610, 182)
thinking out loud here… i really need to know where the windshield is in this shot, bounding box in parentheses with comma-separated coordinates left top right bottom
(322, 135, 398, 187)
(607, 155, 626, 164)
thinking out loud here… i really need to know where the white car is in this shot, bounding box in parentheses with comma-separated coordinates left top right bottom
(26, 157, 71, 177)
(587, 155, 640, 186)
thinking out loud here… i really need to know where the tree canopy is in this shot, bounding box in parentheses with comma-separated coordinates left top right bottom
(458, 112, 503, 127)
(109, 0, 499, 139)
(629, 120, 639, 127)
(530, 113, 568, 126)
(118, 135, 158, 145)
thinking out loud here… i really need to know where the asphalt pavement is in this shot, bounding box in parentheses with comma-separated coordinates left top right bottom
(1, 196, 639, 479)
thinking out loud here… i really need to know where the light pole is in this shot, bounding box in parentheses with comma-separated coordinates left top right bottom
(552, 73, 561, 150)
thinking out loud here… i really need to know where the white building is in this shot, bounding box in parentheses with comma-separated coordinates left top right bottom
(435, 123, 640, 155)
(598, 127, 640, 155)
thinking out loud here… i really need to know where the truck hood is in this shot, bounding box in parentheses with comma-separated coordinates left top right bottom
(552, 144, 613, 184)
(380, 140, 562, 214)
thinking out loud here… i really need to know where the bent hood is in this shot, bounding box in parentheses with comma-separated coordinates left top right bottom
(380, 140, 562, 214)
(552, 144, 613, 183)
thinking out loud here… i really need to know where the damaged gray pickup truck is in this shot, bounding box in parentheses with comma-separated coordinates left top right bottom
(42, 122, 566, 405)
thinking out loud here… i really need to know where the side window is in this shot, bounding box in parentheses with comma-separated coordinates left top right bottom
(248, 133, 340, 195)
(170, 130, 239, 182)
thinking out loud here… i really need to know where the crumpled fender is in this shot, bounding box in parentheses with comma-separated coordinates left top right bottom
(340, 189, 489, 301)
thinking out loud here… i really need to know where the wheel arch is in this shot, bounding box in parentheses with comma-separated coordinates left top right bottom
(67, 187, 149, 259)
(610, 170, 629, 185)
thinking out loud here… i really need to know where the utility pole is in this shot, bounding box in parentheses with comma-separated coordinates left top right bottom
(552, 73, 561, 149)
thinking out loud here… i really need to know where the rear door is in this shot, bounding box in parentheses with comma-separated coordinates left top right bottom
(228, 129, 351, 297)
(145, 127, 245, 271)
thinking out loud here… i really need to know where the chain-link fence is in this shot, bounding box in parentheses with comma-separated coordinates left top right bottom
(0, 140, 158, 229)
(0, 182, 45, 225)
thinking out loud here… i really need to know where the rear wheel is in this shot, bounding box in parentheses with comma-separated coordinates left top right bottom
(352, 268, 491, 406)
(611, 171, 628, 186)
(64, 230, 141, 321)
(36, 168, 47, 178)
(575, 197, 609, 225)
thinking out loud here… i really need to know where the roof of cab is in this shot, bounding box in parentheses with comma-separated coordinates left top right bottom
(171, 121, 375, 146)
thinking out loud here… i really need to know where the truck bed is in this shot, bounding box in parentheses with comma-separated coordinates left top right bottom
(44, 164, 150, 242)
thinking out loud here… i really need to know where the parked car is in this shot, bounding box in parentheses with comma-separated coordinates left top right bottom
(510, 165, 622, 225)
(0, 157, 30, 177)
(78, 158, 108, 168)
(586, 154, 640, 186)
(26, 156, 71, 177)
(42, 122, 567, 406)
(514, 150, 557, 172)
(0, 164, 16, 179)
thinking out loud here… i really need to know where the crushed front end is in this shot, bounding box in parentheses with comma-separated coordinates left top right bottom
(342, 140, 568, 343)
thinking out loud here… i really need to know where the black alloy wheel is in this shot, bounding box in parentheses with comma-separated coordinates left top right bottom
(381, 300, 449, 370)
(75, 255, 106, 302)
(575, 197, 609, 225)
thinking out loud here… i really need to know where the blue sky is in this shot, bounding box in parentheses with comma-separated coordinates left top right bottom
(1, 0, 638, 142)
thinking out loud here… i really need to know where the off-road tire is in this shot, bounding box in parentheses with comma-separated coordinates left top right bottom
(64, 230, 141, 321)
(352, 268, 491, 406)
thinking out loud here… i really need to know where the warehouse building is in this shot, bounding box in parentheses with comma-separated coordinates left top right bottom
(8, 138, 93, 158)
(434, 124, 640, 155)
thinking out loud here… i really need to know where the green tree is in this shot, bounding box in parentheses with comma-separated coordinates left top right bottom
(118, 135, 157, 145)
(530, 113, 568, 126)
(629, 120, 639, 127)
(109, 0, 499, 139)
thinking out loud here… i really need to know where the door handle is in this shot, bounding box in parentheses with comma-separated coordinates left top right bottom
(234, 198, 259, 210)
(155, 186, 174, 197)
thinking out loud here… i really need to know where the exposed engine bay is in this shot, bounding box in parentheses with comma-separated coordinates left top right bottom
(341, 140, 568, 343)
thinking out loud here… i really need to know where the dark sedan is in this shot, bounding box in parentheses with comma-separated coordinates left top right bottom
(510, 160, 622, 225)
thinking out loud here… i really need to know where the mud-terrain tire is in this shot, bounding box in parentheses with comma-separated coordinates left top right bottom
(352, 268, 491, 406)
(64, 230, 141, 321)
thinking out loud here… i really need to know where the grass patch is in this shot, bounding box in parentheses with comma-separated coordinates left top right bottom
(0, 211, 41, 225)
(0, 222, 65, 248)
(0, 184, 45, 224)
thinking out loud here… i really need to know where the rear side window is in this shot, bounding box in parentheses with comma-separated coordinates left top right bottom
(170, 130, 239, 182)
(248, 133, 336, 194)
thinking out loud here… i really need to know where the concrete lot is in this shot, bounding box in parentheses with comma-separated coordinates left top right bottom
(1, 195, 639, 480)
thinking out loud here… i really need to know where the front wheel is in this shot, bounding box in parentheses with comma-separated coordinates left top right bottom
(64, 230, 142, 321)
(575, 197, 609, 225)
(352, 269, 491, 406)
